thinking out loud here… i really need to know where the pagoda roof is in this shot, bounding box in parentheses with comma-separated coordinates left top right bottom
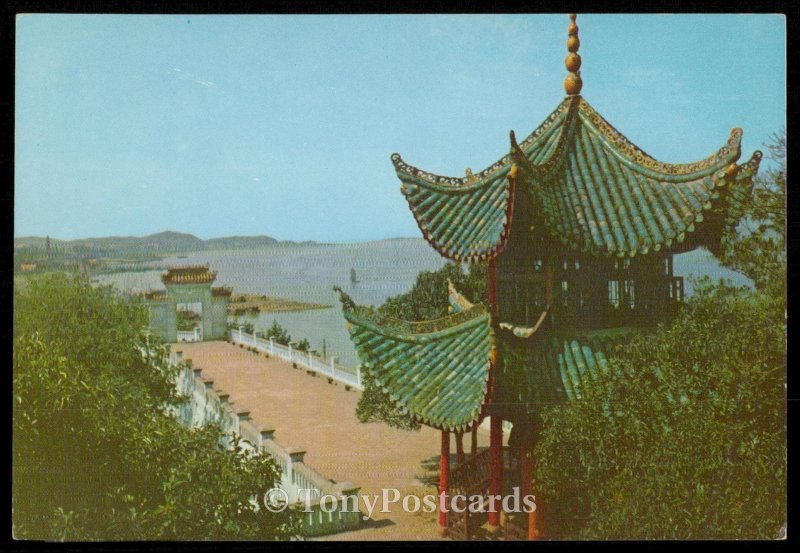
(394, 95, 761, 262)
(336, 282, 640, 428)
(493, 324, 639, 421)
(335, 287, 491, 432)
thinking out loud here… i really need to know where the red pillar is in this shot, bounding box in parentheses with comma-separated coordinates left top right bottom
(438, 430, 450, 537)
(488, 415, 503, 530)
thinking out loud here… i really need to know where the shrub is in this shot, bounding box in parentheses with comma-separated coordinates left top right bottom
(13, 274, 298, 540)
(534, 282, 786, 539)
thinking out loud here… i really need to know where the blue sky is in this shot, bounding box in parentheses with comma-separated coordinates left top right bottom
(15, 14, 785, 243)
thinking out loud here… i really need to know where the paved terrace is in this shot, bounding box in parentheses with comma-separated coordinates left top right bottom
(173, 341, 496, 541)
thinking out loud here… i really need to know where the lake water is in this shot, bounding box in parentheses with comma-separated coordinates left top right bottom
(95, 239, 751, 368)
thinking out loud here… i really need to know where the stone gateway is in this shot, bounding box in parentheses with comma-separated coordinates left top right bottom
(144, 265, 231, 342)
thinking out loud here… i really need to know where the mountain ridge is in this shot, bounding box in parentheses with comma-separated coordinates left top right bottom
(14, 231, 421, 255)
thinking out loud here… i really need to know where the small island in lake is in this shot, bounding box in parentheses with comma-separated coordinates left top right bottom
(228, 293, 331, 315)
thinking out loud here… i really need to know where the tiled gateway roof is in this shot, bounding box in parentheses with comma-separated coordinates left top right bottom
(335, 287, 491, 432)
(393, 96, 762, 262)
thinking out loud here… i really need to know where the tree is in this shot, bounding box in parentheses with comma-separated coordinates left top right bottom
(228, 318, 254, 335)
(379, 262, 487, 321)
(356, 262, 489, 431)
(721, 130, 786, 294)
(263, 320, 291, 346)
(532, 131, 787, 539)
(13, 273, 297, 540)
(294, 338, 311, 353)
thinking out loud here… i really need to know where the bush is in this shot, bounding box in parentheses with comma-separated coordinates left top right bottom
(13, 273, 297, 540)
(533, 281, 786, 539)
(263, 320, 291, 346)
(294, 338, 311, 353)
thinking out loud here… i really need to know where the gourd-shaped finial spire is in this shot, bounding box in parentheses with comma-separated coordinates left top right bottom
(564, 13, 583, 96)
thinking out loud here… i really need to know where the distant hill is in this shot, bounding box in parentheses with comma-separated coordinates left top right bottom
(13, 230, 324, 259)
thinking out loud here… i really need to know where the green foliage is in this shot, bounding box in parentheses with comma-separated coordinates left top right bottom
(263, 320, 291, 346)
(355, 370, 421, 431)
(533, 281, 786, 539)
(721, 130, 786, 294)
(228, 318, 255, 335)
(379, 262, 488, 320)
(176, 309, 200, 331)
(294, 338, 311, 353)
(530, 129, 786, 539)
(227, 317, 256, 335)
(356, 262, 489, 431)
(13, 273, 296, 540)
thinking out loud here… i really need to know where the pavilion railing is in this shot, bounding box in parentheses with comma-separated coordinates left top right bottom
(231, 328, 363, 391)
(447, 447, 492, 540)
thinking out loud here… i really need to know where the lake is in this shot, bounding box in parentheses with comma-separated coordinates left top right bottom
(95, 239, 751, 368)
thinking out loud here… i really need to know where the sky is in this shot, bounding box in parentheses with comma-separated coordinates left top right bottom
(15, 14, 785, 243)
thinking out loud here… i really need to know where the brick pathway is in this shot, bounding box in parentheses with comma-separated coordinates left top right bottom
(174, 341, 494, 541)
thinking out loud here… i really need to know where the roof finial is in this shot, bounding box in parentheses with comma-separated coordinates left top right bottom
(564, 13, 583, 96)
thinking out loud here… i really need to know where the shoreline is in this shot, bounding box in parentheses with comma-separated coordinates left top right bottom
(228, 293, 331, 315)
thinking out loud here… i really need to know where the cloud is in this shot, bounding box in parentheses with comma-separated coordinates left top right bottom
(168, 67, 215, 88)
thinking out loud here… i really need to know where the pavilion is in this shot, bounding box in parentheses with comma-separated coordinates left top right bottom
(336, 14, 761, 540)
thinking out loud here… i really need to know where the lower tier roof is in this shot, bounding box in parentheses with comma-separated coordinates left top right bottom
(335, 287, 491, 432)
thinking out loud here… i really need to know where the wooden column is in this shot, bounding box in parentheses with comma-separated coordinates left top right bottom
(470, 425, 478, 458)
(487, 256, 503, 531)
(489, 415, 503, 530)
(543, 255, 554, 307)
(519, 447, 538, 540)
(438, 430, 450, 537)
(488, 257, 498, 312)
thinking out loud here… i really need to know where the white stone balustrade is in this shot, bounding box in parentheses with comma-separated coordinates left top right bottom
(169, 350, 362, 536)
(230, 330, 363, 390)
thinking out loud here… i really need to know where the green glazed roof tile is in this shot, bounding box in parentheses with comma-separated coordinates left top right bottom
(393, 96, 762, 261)
(494, 326, 637, 421)
(335, 288, 491, 432)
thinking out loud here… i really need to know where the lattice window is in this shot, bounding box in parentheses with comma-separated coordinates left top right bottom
(608, 280, 620, 309)
(623, 279, 636, 309)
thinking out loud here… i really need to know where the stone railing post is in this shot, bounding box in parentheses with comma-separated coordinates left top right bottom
(309, 350, 313, 368)
(330, 355, 335, 375)
(356, 365, 362, 388)
(238, 326, 243, 342)
(270, 337, 274, 355)
(289, 344, 293, 361)
(259, 425, 275, 446)
(286, 446, 306, 484)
